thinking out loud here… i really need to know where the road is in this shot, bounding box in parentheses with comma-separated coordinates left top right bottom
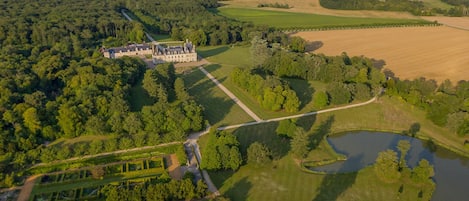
(198, 66, 263, 122)
(218, 97, 377, 131)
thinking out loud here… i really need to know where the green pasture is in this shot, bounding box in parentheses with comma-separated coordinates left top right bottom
(216, 7, 431, 29)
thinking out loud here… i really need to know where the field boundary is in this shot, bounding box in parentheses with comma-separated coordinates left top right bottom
(281, 22, 441, 32)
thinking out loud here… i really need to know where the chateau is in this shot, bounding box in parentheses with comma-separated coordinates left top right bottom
(102, 39, 197, 64)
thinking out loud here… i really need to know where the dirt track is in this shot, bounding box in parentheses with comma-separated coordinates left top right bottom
(294, 26, 469, 83)
(17, 175, 41, 201)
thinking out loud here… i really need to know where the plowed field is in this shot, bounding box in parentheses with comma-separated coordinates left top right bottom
(294, 26, 469, 82)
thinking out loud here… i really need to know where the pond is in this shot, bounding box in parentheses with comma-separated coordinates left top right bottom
(310, 131, 469, 201)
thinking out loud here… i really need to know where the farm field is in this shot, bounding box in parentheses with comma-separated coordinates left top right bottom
(294, 26, 469, 83)
(221, 0, 419, 18)
(216, 7, 431, 29)
(423, 16, 469, 30)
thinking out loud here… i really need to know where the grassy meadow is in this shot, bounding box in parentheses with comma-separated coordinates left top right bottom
(215, 7, 431, 29)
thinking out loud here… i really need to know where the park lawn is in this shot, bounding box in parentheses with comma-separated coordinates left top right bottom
(200, 46, 377, 119)
(216, 7, 429, 29)
(183, 67, 254, 127)
(47, 135, 113, 147)
(206, 104, 439, 200)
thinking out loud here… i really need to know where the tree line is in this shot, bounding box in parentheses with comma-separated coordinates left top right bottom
(101, 172, 209, 201)
(386, 77, 469, 137)
(320, 0, 468, 16)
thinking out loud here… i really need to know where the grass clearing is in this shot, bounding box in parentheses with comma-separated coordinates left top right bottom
(216, 7, 430, 29)
(422, 0, 453, 9)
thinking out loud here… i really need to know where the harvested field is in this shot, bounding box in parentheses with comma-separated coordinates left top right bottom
(223, 0, 418, 19)
(422, 16, 469, 31)
(294, 26, 469, 83)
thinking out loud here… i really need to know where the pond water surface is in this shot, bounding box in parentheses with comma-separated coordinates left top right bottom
(311, 131, 469, 201)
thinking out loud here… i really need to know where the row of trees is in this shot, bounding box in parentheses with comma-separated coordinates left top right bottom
(319, 0, 468, 16)
(386, 78, 469, 136)
(231, 68, 301, 112)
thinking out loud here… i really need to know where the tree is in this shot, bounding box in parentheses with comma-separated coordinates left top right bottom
(195, 180, 208, 198)
(290, 128, 310, 158)
(23, 107, 41, 133)
(247, 142, 271, 165)
(397, 140, 411, 169)
(313, 91, 329, 109)
(326, 82, 351, 105)
(251, 36, 271, 67)
(289, 36, 306, 53)
(91, 166, 105, 179)
(229, 146, 243, 170)
(276, 119, 297, 138)
(374, 149, 401, 183)
(412, 159, 434, 184)
(174, 77, 190, 102)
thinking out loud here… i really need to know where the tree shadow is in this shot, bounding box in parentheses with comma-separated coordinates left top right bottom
(309, 116, 335, 150)
(224, 177, 252, 201)
(286, 78, 315, 110)
(371, 59, 386, 70)
(306, 41, 323, 52)
(296, 114, 317, 132)
(312, 154, 361, 201)
(186, 73, 235, 125)
(402, 122, 420, 138)
(197, 46, 230, 58)
(233, 122, 290, 160)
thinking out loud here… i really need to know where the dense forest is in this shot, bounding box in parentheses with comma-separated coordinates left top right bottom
(0, 0, 228, 188)
(319, 0, 469, 16)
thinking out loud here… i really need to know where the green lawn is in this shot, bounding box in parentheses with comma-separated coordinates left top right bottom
(183, 67, 254, 127)
(216, 7, 431, 29)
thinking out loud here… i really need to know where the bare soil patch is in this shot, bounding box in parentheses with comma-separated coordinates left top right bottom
(224, 0, 418, 19)
(294, 26, 469, 83)
(166, 154, 183, 180)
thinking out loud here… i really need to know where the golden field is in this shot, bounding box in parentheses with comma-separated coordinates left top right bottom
(294, 26, 469, 83)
